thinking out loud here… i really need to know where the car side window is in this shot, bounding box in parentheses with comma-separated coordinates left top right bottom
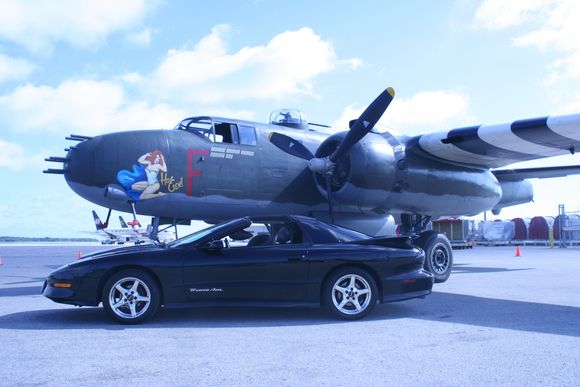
(274, 223, 303, 244)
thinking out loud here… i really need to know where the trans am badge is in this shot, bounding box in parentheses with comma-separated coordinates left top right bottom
(117, 150, 167, 201)
(189, 288, 224, 293)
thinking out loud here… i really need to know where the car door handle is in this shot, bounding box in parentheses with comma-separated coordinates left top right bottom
(288, 254, 307, 261)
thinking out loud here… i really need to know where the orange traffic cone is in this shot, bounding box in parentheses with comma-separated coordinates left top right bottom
(515, 246, 521, 257)
(76, 251, 83, 260)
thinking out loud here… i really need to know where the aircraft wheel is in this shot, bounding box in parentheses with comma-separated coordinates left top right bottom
(102, 269, 160, 324)
(323, 267, 378, 320)
(418, 232, 453, 283)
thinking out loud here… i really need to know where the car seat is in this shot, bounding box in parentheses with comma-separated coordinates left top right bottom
(275, 225, 297, 244)
(247, 233, 271, 247)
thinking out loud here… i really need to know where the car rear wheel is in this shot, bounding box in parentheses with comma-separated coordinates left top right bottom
(102, 269, 160, 324)
(323, 267, 378, 320)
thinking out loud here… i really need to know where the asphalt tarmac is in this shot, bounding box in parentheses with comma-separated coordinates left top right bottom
(0, 244, 578, 386)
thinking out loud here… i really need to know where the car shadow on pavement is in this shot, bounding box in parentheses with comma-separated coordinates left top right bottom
(368, 291, 580, 338)
(0, 306, 342, 330)
(0, 291, 578, 337)
(451, 263, 534, 274)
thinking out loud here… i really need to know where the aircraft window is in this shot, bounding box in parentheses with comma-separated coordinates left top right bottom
(214, 123, 240, 144)
(176, 118, 256, 145)
(238, 125, 257, 145)
(176, 118, 215, 141)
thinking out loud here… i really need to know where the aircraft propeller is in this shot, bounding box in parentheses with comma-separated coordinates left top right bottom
(269, 87, 395, 222)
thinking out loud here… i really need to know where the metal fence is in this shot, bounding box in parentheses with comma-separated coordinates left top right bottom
(558, 204, 580, 248)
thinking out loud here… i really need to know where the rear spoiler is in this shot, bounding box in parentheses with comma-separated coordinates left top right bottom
(352, 236, 414, 249)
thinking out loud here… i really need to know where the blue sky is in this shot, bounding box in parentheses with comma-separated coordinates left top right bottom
(2, 0, 580, 237)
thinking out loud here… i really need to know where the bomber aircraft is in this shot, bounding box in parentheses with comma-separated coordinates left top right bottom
(44, 87, 580, 282)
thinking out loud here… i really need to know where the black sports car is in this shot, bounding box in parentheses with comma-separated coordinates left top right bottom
(43, 216, 434, 323)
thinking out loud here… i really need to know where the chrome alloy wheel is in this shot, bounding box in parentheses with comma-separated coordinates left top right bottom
(108, 277, 152, 320)
(430, 242, 451, 274)
(331, 274, 372, 315)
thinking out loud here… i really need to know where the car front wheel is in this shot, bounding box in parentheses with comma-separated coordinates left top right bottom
(102, 269, 160, 324)
(323, 267, 378, 320)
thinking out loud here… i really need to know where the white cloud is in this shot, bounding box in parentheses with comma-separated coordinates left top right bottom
(0, 54, 36, 83)
(120, 71, 144, 84)
(0, 138, 43, 170)
(332, 90, 472, 135)
(0, 0, 151, 54)
(544, 52, 580, 84)
(0, 138, 25, 170)
(150, 25, 361, 103)
(475, 0, 580, 84)
(511, 1, 580, 52)
(127, 28, 152, 47)
(0, 25, 359, 137)
(474, 0, 555, 30)
(0, 80, 185, 134)
(553, 91, 580, 114)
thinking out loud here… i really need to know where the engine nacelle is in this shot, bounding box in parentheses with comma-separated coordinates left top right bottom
(491, 180, 534, 215)
(314, 132, 402, 211)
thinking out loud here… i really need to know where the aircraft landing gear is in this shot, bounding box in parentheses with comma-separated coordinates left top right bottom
(413, 231, 453, 283)
(149, 216, 186, 243)
(400, 213, 453, 283)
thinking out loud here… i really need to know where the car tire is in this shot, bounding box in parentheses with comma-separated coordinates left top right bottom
(323, 267, 378, 320)
(423, 234, 453, 283)
(102, 269, 160, 324)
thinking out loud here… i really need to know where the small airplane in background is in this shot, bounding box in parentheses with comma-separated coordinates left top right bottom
(91, 210, 149, 245)
(45, 86, 580, 282)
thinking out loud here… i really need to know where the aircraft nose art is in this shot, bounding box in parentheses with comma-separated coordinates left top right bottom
(45, 129, 175, 210)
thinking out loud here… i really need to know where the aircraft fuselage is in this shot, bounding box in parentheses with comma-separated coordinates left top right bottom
(62, 116, 502, 224)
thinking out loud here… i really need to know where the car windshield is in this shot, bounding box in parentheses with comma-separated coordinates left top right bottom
(325, 224, 370, 243)
(166, 219, 243, 248)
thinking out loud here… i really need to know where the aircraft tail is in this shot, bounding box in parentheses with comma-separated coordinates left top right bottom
(92, 210, 106, 230)
(119, 216, 129, 228)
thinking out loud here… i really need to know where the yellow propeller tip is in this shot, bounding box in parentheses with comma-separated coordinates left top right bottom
(386, 87, 395, 97)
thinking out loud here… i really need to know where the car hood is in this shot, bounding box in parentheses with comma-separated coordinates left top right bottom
(73, 244, 162, 263)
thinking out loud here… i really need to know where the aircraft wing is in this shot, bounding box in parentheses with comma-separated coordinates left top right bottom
(413, 113, 580, 168)
(493, 164, 580, 181)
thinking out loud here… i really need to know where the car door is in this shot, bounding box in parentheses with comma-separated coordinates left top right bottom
(182, 243, 309, 304)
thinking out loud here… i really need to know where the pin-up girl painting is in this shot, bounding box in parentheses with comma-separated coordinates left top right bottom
(117, 150, 167, 201)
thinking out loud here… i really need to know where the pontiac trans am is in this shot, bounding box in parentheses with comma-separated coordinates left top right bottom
(43, 215, 434, 323)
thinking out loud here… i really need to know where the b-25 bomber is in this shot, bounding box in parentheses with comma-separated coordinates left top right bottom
(44, 86, 580, 282)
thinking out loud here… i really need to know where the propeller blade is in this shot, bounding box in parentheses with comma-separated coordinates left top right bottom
(269, 132, 314, 161)
(325, 174, 335, 224)
(330, 87, 395, 162)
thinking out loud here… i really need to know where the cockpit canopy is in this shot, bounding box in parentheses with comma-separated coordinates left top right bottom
(269, 109, 308, 130)
(174, 116, 257, 145)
